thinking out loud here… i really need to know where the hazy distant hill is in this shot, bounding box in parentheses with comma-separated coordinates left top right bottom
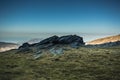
(86, 34, 120, 45)
(0, 42, 19, 52)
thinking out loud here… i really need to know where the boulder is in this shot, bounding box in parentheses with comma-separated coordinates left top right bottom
(58, 35, 84, 48)
(17, 47, 33, 53)
(17, 43, 32, 53)
(19, 43, 30, 49)
(49, 47, 63, 56)
(70, 42, 82, 48)
(58, 35, 84, 44)
(33, 50, 43, 59)
(38, 35, 59, 45)
(32, 35, 84, 49)
(38, 43, 54, 49)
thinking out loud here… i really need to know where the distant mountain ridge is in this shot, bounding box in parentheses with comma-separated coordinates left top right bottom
(0, 42, 19, 52)
(86, 34, 120, 45)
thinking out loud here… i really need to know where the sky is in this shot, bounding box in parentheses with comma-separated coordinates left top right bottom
(0, 0, 120, 43)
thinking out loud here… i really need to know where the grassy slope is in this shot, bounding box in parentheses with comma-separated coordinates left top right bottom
(0, 47, 120, 80)
(86, 34, 120, 45)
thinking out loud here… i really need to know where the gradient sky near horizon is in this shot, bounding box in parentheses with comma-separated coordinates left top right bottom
(0, 0, 120, 43)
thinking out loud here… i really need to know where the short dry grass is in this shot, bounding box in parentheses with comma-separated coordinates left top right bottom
(0, 47, 120, 80)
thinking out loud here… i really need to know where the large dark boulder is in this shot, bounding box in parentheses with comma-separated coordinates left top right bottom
(58, 35, 84, 44)
(19, 43, 30, 49)
(49, 47, 64, 55)
(58, 35, 84, 47)
(38, 35, 59, 45)
(17, 47, 33, 54)
(18, 42, 32, 53)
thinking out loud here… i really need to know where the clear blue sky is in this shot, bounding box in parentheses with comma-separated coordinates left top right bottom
(0, 0, 120, 43)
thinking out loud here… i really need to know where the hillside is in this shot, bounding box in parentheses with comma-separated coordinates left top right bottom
(0, 42, 19, 52)
(86, 34, 120, 45)
(0, 46, 120, 80)
(0, 35, 120, 80)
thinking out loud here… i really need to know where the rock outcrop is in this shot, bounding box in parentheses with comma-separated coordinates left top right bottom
(58, 35, 84, 44)
(31, 35, 84, 48)
(19, 43, 30, 49)
(34, 50, 43, 59)
(18, 35, 84, 56)
(37, 35, 59, 45)
(18, 43, 32, 53)
(98, 41, 120, 47)
(49, 47, 64, 55)
(86, 41, 120, 48)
